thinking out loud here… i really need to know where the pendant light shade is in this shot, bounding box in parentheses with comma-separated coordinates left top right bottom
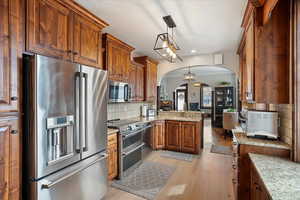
(153, 15, 183, 63)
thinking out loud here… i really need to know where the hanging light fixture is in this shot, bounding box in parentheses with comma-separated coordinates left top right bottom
(193, 82, 202, 87)
(183, 66, 196, 81)
(153, 15, 183, 63)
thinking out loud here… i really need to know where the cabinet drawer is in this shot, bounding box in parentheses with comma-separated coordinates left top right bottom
(108, 133, 117, 145)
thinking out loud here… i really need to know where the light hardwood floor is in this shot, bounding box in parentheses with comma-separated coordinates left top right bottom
(104, 118, 234, 200)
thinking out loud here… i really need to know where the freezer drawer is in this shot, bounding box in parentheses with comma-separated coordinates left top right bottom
(31, 153, 108, 200)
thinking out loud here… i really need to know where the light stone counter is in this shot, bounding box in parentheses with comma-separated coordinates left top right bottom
(107, 128, 118, 135)
(249, 153, 300, 200)
(232, 128, 290, 150)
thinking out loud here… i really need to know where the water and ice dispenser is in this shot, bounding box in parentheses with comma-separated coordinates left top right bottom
(46, 115, 75, 165)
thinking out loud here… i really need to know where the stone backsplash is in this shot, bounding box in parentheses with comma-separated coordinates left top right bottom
(107, 102, 153, 120)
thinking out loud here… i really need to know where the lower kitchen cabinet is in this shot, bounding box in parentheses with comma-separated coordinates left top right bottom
(165, 120, 202, 154)
(107, 133, 118, 180)
(0, 117, 21, 200)
(165, 121, 181, 152)
(232, 135, 290, 200)
(151, 120, 165, 150)
(250, 163, 271, 200)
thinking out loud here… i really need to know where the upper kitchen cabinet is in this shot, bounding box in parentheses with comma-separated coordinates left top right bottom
(135, 63, 145, 101)
(128, 61, 144, 101)
(26, 0, 108, 68)
(26, 0, 73, 60)
(134, 56, 158, 102)
(0, 0, 22, 113)
(102, 33, 134, 82)
(237, 0, 289, 104)
(73, 14, 103, 67)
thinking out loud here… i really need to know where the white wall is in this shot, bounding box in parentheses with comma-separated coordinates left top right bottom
(157, 51, 239, 84)
(161, 73, 236, 101)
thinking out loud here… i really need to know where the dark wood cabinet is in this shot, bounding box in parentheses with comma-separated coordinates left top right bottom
(232, 135, 290, 200)
(238, 0, 289, 104)
(134, 56, 158, 102)
(0, 0, 20, 113)
(250, 163, 271, 200)
(135, 64, 144, 101)
(103, 33, 134, 82)
(165, 120, 202, 154)
(27, 0, 107, 68)
(0, 117, 20, 200)
(181, 122, 199, 154)
(26, 0, 73, 60)
(165, 121, 181, 152)
(151, 121, 165, 150)
(128, 63, 137, 99)
(73, 14, 103, 68)
(107, 133, 118, 180)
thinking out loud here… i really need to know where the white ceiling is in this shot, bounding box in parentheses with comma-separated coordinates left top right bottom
(165, 66, 234, 78)
(75, 0, 246, 59)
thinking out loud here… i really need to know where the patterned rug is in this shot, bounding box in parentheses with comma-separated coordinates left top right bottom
(159, 150, 196, 162)
(111, 161, 176, 200)
(210, 144, 232, 156)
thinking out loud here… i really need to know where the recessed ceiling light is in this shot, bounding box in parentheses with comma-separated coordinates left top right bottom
(191, 50, 197, 53)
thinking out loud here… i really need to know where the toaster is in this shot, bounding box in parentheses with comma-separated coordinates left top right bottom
(246, 110, 279, 139)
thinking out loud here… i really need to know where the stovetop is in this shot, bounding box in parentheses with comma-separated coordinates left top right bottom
(107, 119, 146, 134)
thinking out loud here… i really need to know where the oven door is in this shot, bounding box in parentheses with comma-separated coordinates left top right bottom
(121, 143, 145, 177)
(109, 81, 129, 103)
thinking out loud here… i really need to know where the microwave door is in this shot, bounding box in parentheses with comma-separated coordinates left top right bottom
(80, 65, 108, 159)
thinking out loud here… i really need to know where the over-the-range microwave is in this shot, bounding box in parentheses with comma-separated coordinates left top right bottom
(108, 80, 132, 103)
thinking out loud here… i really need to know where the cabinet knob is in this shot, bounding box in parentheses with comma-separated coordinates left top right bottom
(11, 130, 18, 135)
(11, 96, 18, 101)
(73, 52, 79, 55)
(66, 50, 72, 53)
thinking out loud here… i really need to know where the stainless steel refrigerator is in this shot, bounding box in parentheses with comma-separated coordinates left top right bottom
(23, 54, 108, 200)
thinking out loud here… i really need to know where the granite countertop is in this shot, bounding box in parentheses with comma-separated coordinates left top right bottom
(232, 128, 290, 150)
(107, 128, 118, 135)
(137, 115, 202, 123)
(249, 153, 300, 200)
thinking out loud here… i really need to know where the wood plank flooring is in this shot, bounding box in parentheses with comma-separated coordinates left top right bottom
(104, 118, 234, 200)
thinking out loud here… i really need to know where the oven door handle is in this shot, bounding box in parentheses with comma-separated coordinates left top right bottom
(122, 129, 143, 139)
(122, 143, 145, 157)
(41, 153, 108, 189)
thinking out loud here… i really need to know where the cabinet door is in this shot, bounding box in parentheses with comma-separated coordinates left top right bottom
(107, 42, 120, 81)
(27, 0, 72, 60)
(165, 121, 181, 151)
(0, 118, 20, 200)
(181, 122, 199, 154)
(135, 66, 144, 101)
(128, 64, 137, 100)
(0, 0, 10, 112)
(107, 143, 118, 180)
(154, 121, 165, 150)
(120, 50, 130, 82)
(245, 15, 255, 102)
(73, 14, 103, 68)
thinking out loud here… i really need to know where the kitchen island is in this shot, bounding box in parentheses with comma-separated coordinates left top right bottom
(138, 111, 203, 154)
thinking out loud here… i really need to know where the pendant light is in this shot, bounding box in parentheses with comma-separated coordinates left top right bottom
(153, 15, 183, 63)
(183, 66, 196, 81)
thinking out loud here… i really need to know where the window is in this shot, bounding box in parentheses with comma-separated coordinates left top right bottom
(201, 86, 212, 108)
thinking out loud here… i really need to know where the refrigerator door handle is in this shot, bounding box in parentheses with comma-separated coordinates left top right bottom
(41, 153, 108, 189)
(82, 73, 88, 152)
(75, 72, 81, 152)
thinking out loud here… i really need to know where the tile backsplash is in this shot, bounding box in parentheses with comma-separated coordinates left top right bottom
(242, 103, 293, 146)
(107, 102, 152, 120)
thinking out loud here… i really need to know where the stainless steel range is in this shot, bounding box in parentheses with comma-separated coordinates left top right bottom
(108, 119, 152, 178)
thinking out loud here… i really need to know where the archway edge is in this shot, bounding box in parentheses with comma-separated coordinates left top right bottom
(157, 52, 239, 85)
